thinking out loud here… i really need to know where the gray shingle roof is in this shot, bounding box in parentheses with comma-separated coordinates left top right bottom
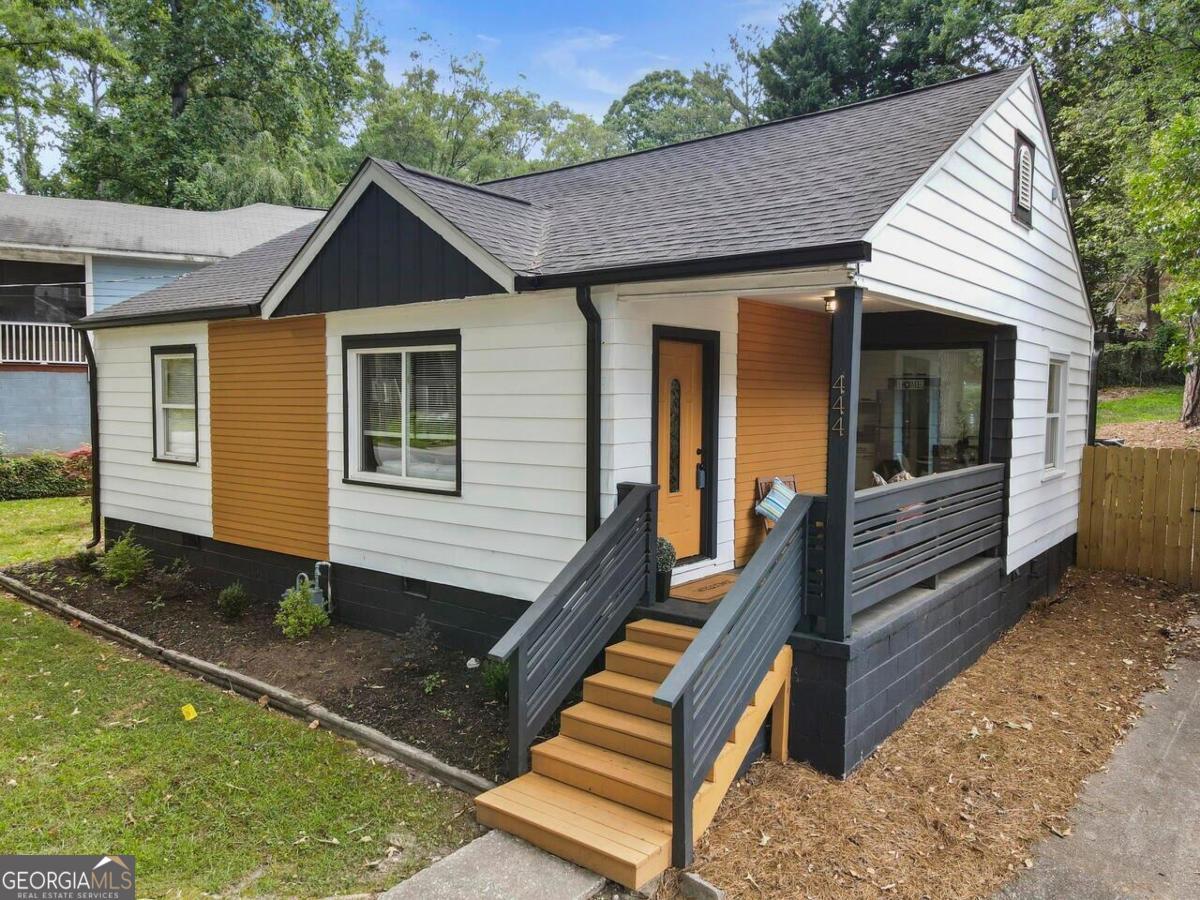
(79, 67, 1026, 328)
(81, 223, 317, 325)
(0, 194, 322, 259)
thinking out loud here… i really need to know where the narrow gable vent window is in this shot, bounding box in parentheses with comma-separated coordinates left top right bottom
(345, 332, 460, 493)
(152, 346, 198, 464)
(1013, 133, 1035, 227)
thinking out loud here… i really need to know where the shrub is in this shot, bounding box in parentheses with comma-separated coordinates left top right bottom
(657, 536, 677, 574)
(144, 558, 194, 602)
(1097, 340, 1185, 389)
(0, 447, 91, 501)
(96, 528, 152, 587)
(72, 548, 98, 573)
(216, 581, 251, 621)
(480, 659, 510, 704)
(275, 579, 329, 640)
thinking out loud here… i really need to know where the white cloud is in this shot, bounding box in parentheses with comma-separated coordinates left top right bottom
(537, 29, 627, 97)
(476, 33, 501, 46)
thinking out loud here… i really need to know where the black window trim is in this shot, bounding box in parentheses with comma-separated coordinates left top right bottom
(341, 329, 463, 497)
(1012, 129, 1035, 228)
(150, 343, 199, 466)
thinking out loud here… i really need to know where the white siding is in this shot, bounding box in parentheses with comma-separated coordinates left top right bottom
(858, 70, 1093, 572)
(598, 289, 740, 584)
(326, 292, 586, 601)
(95, 322, 213, 536)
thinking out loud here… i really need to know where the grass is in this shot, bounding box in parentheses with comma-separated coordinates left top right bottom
(0, 497, 92, 565)
(1097, 386, 1183, 425)
(0, 592, 475, 895)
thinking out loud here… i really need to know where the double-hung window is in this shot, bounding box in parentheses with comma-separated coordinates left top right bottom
(1044, 356, 1067, 471)
(345, 332, 460, 492)
(152, 346, 198, 463)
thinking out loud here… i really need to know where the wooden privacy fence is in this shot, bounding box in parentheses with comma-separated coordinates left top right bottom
(1078, 444, 1200, 585)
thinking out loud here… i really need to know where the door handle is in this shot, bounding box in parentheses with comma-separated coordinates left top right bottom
(695, 463, 706, 490)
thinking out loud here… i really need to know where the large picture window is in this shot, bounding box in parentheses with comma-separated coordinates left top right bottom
(345, 333, 460, 492)
(856, 347, 985, 489)
(152, 346, 198, 464)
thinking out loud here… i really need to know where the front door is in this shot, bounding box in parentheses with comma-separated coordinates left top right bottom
(656, 339, 705, 559)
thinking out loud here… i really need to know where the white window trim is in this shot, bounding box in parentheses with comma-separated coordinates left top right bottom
(1044, 355, 1068, 473)
(346, 342, 458, 492)
(153, 350, 197, 464)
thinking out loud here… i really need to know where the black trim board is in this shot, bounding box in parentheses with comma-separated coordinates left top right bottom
(104, 518, 528, 655)
(577, 286, 601, 537)
(149, 344, 198, 465)
(651, 325, 720, 562)
(515, 241, 871, 291)
(275, 182, 503, 318)
(77, 304, 259, 331)
(340, 329, 463, 497)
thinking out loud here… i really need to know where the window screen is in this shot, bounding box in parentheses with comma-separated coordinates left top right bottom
(352, 343, 458, 489)
(153, 350, 197, 462)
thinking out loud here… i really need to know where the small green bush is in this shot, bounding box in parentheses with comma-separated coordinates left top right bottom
(0, 448, 91, 501)
(275, 580, 329, 640)
(480, 659, 510, 704)
(96, 528, 152, 587)
(145, 558, 194, 602)
(1097, 339, 1185, 389)
(72, 548, 98, 573)
(657, 536, 677, 574)
(216, 581, 251, 621)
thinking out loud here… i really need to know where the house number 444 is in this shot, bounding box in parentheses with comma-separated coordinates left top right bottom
(831, 374, 847, 437)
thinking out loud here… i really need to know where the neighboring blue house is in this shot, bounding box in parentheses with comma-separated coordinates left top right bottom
(0, 195, 321, 452)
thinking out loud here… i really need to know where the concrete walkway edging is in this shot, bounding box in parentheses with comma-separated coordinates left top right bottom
(0, 571, 496, 797)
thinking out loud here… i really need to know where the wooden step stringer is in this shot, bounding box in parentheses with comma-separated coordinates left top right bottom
(475, 619, 792, 890)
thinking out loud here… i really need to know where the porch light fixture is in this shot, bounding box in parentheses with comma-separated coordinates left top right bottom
(824, 295, 839, 314)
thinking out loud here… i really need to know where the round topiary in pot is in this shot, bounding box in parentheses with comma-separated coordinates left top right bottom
(655, 536, 676, 602)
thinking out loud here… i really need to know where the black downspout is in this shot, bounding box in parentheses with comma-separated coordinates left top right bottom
(1087, 332, 1105, 446)
(80, 331, 102, 548)
(576, 286, 601, 537)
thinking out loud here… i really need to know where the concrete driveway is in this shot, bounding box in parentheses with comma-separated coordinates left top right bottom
(1001, 623, 1200, 900)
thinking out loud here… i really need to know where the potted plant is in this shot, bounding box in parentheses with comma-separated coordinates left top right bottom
(655, 536, 676, 602)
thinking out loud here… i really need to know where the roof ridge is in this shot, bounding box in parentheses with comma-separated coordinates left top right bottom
(485, 65, 1029, 187)
(373, 158, 535, 207)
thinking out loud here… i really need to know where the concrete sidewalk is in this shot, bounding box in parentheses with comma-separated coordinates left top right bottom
(1001, 630, 1200, 900)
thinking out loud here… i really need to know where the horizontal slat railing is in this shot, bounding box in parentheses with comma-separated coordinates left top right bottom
(490, 482, 658, 776)
(850, 464, 1004, 613)
(0, 322, 87, 365)
(654, 494, 814, 867)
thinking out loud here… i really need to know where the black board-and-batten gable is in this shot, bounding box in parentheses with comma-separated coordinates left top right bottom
(271, 182, 506, 318)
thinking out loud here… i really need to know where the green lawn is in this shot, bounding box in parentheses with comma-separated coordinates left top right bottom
(0, 593, 475, 895)
(1097, 386, 1183, 426)
(0, 497, 92, 565)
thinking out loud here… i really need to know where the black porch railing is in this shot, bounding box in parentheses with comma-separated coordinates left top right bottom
(850, 463, 1005, 614)
(653, 494, 816, 867)
(489, 482, 658, 776)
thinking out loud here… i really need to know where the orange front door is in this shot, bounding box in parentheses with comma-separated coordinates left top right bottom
(657, 339, 705, 559)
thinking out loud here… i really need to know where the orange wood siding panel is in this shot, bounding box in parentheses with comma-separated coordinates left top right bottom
(734, 300, 830, 566)
(209, 316, 329, 560)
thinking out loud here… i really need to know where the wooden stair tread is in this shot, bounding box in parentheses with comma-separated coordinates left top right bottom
(625, 619, 701, 650)
(584, 669, 660, 699)
(607, 640, 682, 666)
(561, 701, 673, 746)
(477, 774, 671, 854)
(533, 735, 672, 796)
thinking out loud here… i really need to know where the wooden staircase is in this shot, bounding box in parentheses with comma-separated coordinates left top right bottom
(475, 619, 792, 890)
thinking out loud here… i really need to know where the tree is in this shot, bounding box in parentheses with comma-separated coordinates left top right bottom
(57, 0, 378, 209)
(757, 0, 999, 119)
(602, 66, 745, 151)
(0, 0, 119, 192)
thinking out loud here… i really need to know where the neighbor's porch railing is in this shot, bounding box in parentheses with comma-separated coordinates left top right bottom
(489, 482, 659, 777)
(0, 322, 87, 365)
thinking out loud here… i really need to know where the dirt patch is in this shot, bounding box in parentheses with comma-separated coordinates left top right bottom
(1097, 420, 1200, 449)
(1097, 386, 1153, 402)
(5, 559, 513, 782)
(676, 569, 1197, 900)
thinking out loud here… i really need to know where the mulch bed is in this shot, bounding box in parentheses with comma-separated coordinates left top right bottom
(673, 569, 1197, 899)
(4, 558, 514, 783)
(1098, 420, 1200, 450)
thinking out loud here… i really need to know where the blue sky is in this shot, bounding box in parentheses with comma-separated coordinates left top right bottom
(359, 0, 786, 118)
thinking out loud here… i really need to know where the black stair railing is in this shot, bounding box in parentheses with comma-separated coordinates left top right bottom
(489, 482, 659, 777)
(653, 494, 815, 867)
